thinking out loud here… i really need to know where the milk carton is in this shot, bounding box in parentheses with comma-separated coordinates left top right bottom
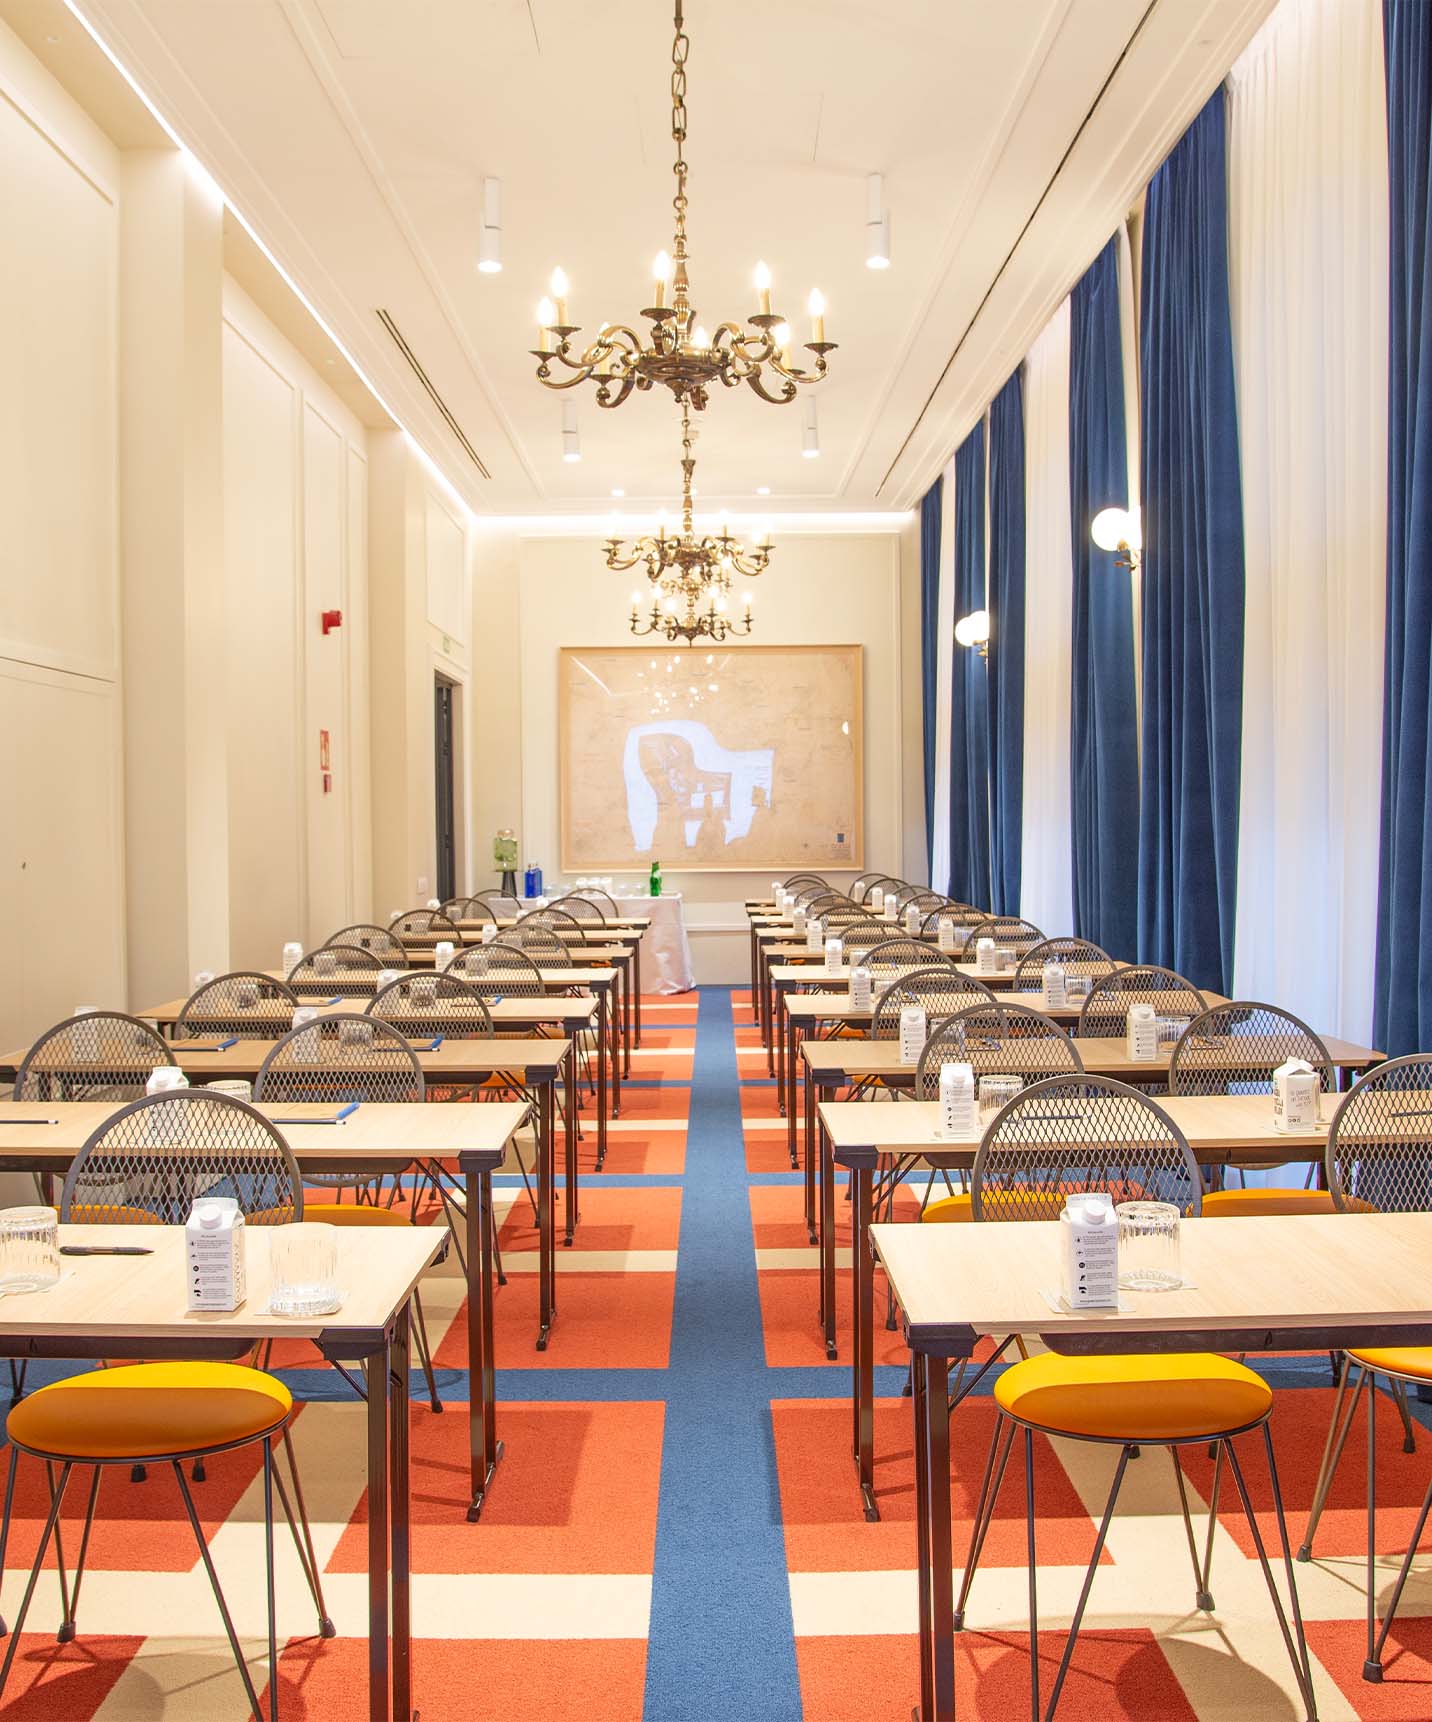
(805, 919, 824, 953)
(936, 917, 957, 954)
(870, 887, 884, 914)
(849, 964, 873, 1012)
(1060, 1192, 1119, 1308)
(186, 1196, 247, 1312)
(791, 906, 808, 936)
(975, 937, 997, 976)
(1041, 962, 1067, 1011)
(1125, 1002, 1159, 1062)
(377, 968, 401, 991)
(938, 1062, 976, 1136)
(905, 904, 922, 935)
(282, 942, 303, 980)
(1273, 1058, 1321, 1134)
(193, 970, 215, 990)
(825, 936, 842, 975)
(899, 1004, 928, 1066)
(481, 922, 499, 944)
(290, 1006, 322, 1065)
(146, 1065, 190, 1144)
(434, 940, 455, 969)
(426, 898, 441, 910)
(882, 897, 898, 922)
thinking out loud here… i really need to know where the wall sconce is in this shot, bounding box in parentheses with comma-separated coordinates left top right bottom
(954, 608, 989, 659)
(1091, 505, 1142, 570)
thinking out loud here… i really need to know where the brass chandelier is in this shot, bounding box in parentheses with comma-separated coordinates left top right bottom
(616, 404, 765, 646)
(531, 0, 835, 411)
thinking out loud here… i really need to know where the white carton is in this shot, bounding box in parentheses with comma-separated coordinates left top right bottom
(1060, 1193, 1120, 1308)
(882, 897, 898, 922)
(434, 940, 455, 969)
(1125, 1002, 1159, 1062)
(805, 919, 824, 952)
(849, 965, 873, 1011)
(281, 942, 303, 980)
(975, 937, 997, 976)
(899, 1004, 928, 1066)
(1041, 962, 1067, 1011)
(825, 937, 842, 975)
(938, 1062, 976, 1135)
(186, 1197, 247, 1312)
(936, 918, 956, 954)
(1273, 1059, 1321, 1134)
(290, 1006, 322, 1065)
(905, 904, 921, 935)
(870, 887, 884, 914)
(481, 923, 498, 944)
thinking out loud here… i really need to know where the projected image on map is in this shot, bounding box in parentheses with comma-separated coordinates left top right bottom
(561, 645, 862, 872)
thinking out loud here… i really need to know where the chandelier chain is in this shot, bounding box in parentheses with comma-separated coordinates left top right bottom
(671, 6, 689, 266)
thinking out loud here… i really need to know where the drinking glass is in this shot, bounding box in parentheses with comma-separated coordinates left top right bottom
(0, 1207, 60, 1294)
(236, 978, 260, 1010)
(314, 949, 338, 978)
(978, 1074, 1023, 1117)
(206, 1078, 253, 1102)
(268, 1223, 341, 1317)
(1116, 1201, 1182, 1291)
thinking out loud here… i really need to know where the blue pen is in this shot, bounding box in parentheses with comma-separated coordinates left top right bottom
(426, 1036, 445, 1051)
(327, 996, 343, 1005)
(335, 1101, 359, 1122)
(217, 1036, 238, 1050)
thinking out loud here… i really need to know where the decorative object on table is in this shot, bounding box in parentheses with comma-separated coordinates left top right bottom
(1272, 1058, 1321, 1133)
(1115, 1200, 1182, 1291)
(185, 1196, 246, 1313)
(649, 859, 663, 898)
(558, 645, 861, 872)
(1059, 1191, 1119, 1309)
(0, 1206, 59, 1294)
(524, 860, 544, 899)
(620, 402, 765, 645)
(529, 1, 834, 413)
(494, 828, 519, 898)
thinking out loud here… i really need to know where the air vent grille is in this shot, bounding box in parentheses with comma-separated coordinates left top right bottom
(375, 308, 491, 480)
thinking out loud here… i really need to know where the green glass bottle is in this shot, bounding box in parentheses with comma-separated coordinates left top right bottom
(649, 859, 662, 898)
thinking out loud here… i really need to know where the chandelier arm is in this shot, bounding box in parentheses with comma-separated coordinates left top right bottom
(594, 375, 639, 409)
(743, 371, 799, 406)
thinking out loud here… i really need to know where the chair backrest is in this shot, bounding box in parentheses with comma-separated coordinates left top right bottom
(14, 1011, 175, 1103)
(817, 907, 866, 933)
(971, 1074, 1202, 1221)
(577, 886, 620, 915)
(959, 916, 1044, 960)
(848, 872, 884, 904)
(1168, 1001, 1333, 1098)
(920, 905, 991, 938)
(473, 889, 522, 915)
(522, 906, 582, 937)
(890, 883, 929, 911)
(442, 896, 497, 926)
(870, 970, 999, 1040)
(61, 1090, 302, 1226)
(553, 893, 607, 925)
(176, 972, 299, 1041)
(1325, 1055, 1432, 1214)
(791, 883, 836, 910)
(783, 873, 827, 891)
(287, 944, 386, 996)
(860, 938, 951, 986)
(254, 1014, 426, 1104)
(496, 925, 571, 967)
(323, 923, 408, 964)
(367, 973, 494, 1039)
(839, 920, 895, 961)
(1014, 937, 1113, 987)
(914, 1004, 1083, 1096)
(1077, 963, 1208, 1038)
(389, 908, 462, 944)
(447, 942, 549, 996)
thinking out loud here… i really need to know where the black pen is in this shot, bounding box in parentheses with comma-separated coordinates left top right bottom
(60, 1245, 154, 1257)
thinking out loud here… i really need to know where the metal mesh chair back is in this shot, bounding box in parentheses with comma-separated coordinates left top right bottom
(324, 923, 408, 964)
(905, 891, 948, 915)
(442, 897, 496, 926)
(389, 908, 462, 944)
(496, 925, 571, 967)
(971, 1074, 1201, 1221)
(1168, 1002, 1333, 1098)
(1014, 937, 1113, 988)
(891, 883, 928, 911)
(1325, 1056, 1432, 1213)
(792, 884, 836, 910)
(14, 1012, 175, 1103)
(522, 907, 582, 936)
(817, 907, 866, 932)
(367, 974, 494, 1040)
(254, 1015, 425, 1105)
(176, 973, 299, 1041)
(288, 944, 386, 997)
(840, 921, 895, 961)
(870, 971, 999, 1039)
(848, 873, 884, 903)
(959, 917, 1044, 960)
(920, 906, 991, 938)
(914, 1003, 1083, 1096)
(1077, 964, 1208, 1038)
(473, 889, 523, 915)
(61, 1090, 302, 1227)
(576, 887, 619, 915)
(783, 874, 828, 891)
(553, 894, 607, 925)
(861, 938, 951, 987)
(446, 943, 548, 996)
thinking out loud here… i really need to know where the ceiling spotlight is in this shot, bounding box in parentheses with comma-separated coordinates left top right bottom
(477, 177, 502, 274)
(801, 395, 820, 459)
(611, 487, 625, 498)
(562, 400, 581, 463)
(756, 485, 771, 495)
(865, 172, 891, 270)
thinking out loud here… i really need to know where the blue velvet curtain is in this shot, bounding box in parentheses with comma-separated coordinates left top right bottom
(919, 476, 944, 879)
(988, 371, 1026, 915)
(949, 424, 991, 905)
(1069, 237, 1139, 957)
(1136, 93, 1246, 995)
(1376, 1, 1432, 1055)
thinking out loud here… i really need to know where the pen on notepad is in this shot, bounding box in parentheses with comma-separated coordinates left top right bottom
(270, 1102, 358, 1125)
(0, 1119, 58, 1126)
(216, 1036, 238, 1050)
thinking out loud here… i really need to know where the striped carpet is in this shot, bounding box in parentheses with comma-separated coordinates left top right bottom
(3, 985, 1432, 1718)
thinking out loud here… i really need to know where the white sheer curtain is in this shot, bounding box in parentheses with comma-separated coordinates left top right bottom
(1019, 300, 1075, 934)
(1228, 0, 1388, 1041)
(930, 457, 957, 895)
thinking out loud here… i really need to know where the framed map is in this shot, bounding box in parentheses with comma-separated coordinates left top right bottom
(559, 645, 863, 872)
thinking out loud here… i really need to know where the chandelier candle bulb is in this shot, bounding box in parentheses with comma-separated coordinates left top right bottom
(536, 298, 555, 353)
(549, 267, 570, 326)
(652, 251, 672, 310)
(807, 289, 826, 344)
(754, 260, 772, 316)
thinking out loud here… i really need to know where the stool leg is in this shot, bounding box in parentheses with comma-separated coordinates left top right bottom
(0, 1444, 19, 1636)
(56, 1466, 102, 1643)
(174, 1459, 265, 1720)
(1044, 1443, 1132, 1721)
(262, 1441, 279, 1721)
(1225, 1433, 1318, 1718)
(1299, 1359, 1365, 1562)
(953, 1415, 1014, 1631)
(1172, 1445, 1220, 1612)
(0, 1461, 72, 1697)
(1024, 1428, 1039, 1722)
(273, 1432, 334, 1638)
(1369, 1462, 1432, 1679)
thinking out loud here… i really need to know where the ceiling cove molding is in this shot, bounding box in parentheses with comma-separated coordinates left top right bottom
(880, 0, 1276, 510)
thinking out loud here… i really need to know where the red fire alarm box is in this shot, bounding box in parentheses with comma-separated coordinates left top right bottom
(321, 609, 343, 635)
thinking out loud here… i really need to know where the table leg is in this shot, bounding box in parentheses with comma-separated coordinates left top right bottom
(606, 985, 621, 1117)
(820, 1119, 837, 1360)
(852, 1165, 878, 1520)
(537, 1076, 555, 1350)
(364, 1335, 392, 1721)
(749, 924, 761, 1032)
(775, 986, 787, 1116)
(912, 1350, 955, 1721)
(620, 959, 632, 1079)
(634, 941, 643, 1047)
(462, 1160, 502, 1521)
(786, 1017, 804, 1167)
(389, 1306, 412, 1722)
(563, 1060, 578, 1246)
(595, 999, 608, 1170)
(763, 951, 776, 1077)
(803, 1068, 818, 1245)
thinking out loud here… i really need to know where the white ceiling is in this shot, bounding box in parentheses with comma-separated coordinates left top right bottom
(19, 0, 1275, 516)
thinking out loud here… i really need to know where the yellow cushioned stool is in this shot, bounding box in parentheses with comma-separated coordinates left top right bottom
(994, 1350, 1273, 1444)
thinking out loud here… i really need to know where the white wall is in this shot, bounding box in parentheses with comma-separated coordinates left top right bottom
(221, 278, 373, 962)
(470, 527, 909, 980)
(0, 22, 126, 1050)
